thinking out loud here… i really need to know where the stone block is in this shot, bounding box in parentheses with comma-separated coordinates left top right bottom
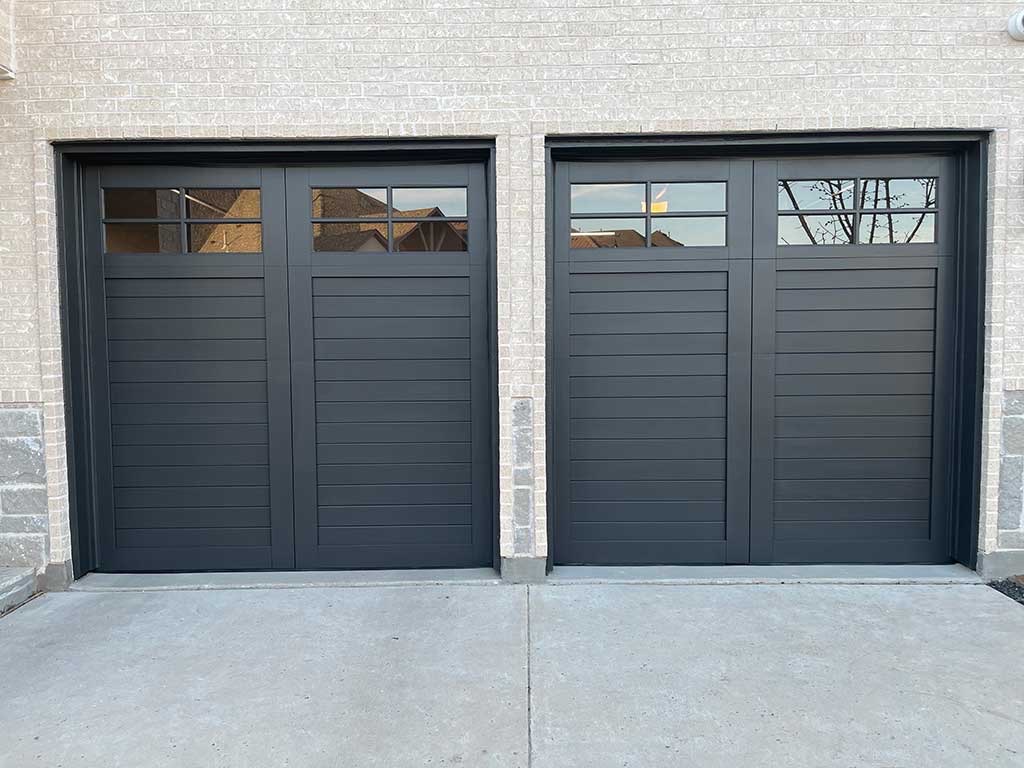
(0, 438, 45, 484)
(1005, 392, 1024, 416)
(998, 456, 1024, 531)
(0, 487, 47, 516)
(0, 409, 41, 439)
(1003, 416, 1024, 456)
(0, 533, 47, 568)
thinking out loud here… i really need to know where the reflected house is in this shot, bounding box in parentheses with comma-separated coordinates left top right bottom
(189, 188, 262, 252)
(570, 227, 684, 248)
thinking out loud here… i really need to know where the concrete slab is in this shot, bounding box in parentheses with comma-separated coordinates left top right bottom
(529, 583, 1024, 768)
(548, 563, 981, 585)
(0, 585, 528, 768)
(71, 568, 502, 592)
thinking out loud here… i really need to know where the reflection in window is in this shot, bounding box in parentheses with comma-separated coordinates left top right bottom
(650, 183, 726, 213)
(778, 179, 855, 211)
(778, 214, 854, 246)
(570, 218, 645, 248)
(313, 222, 388, 252)
(394, 220, 468, 252)
(651, 217, 726, 247)
(570, 183, 646, 214)
(105, 223, 181, 253)
(312, 188, 387, 219)
(104, 189, 179, 219)
(186, 189, 261, 219)
(188, 223, 262, 253)
(392, 188, 467, 218)
(859, 213, 935, 244)
(859, 178, 937, 210)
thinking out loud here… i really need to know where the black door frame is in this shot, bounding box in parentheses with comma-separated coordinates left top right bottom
(56, 140, 499, 578)
(545, 130, 989, 571)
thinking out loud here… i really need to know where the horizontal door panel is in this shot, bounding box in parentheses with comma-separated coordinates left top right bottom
(314, 317, 469, 338)
(775, 288, 935, 311)
(313, 295, 469, 317)
(107, 318, 266, 340)
(571, 480, 725, 502)
(773, 520, 930, 541)
(318, 484, 472, 506)
(774, 416, 933, 438)
(572, 312, 727, 335)
(316, 463, 471, 485)
(569, 500, 725, 522)
(113, 465, 270, 487)
(570, 459, 724, 481)
(316, 401, 470, 423)
(775, 437, 932, 458)
(775, 394, 933, 417)
(571, 333, 727, 356)
(571, 272, 727, 292)
(107, 360, 267, 383)
(775, 373, 933, 396)
(571, 394, 727, 419)
(571, 438, 726, 461)
(316, 380, 470, 401)
(106, 296, 265, 319)
(113, 444, 269, 467)
(774, 457, 932, 480)
(774, 500, 931, 522)
(317, 525, 472, 547)
(316, 442, 472, 464)
(571, 377, 725, 399)
(571, 417, 725, 440)
(112, 423, 268, 446)
(316, 421, 471, 444)
(775, 331, 934, 353)
(318, 505, 471, 527)
(776, 309, 935, 332)
(774, 353, 934, 375)
(570, 354, 725, 377)
(313, 276, 468, 296)
(315, 359, 470, 381)
(773, 478, 931, 500)
(571, 290, 726, 314)
(116, 527, 272, 548)
(116, 506, 271, 529)
(315, 338, 470, 360)
(104, 277, 266, 297)
(109, 382, 268, 404)
(776, 269, 935, 289)
(571, 521, 726, 542)
(108, 339, 267, 363)
(114, 486, 270, 508)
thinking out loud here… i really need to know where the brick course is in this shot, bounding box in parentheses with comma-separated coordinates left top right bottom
(0, 0, 1022, 575)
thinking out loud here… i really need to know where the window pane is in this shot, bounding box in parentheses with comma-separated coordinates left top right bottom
(570, 183, 645, 214)
(650, 183, 726, 213)
(859, 213, 935, 244)
(394, 220, 468, 252)
(858, 178, 937, 209)
(392, 188, 467, 218)
(104, 223, 181, 253)
(570, 218, 645, 248)
(186, 189, 261, 219)
(104, 189, 179, 219)
(651, 217, 726, 247)
(312, 188, 387, 219)
(778, 180, 855, 211)
(778, 214, 854, 245)
(313, 222, 388, 252)
(188, 223, 262, 253)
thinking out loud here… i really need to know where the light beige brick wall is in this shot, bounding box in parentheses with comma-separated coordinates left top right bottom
(0, 0, 13, 76)
(0, 0, 1022, 571)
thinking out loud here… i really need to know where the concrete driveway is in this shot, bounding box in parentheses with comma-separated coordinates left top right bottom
(1, 572, 1022, 767)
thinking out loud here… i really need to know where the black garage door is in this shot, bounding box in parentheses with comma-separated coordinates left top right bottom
(553, 155, 956, 565)
(83, 162, 492, 571)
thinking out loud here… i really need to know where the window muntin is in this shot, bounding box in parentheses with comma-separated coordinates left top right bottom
(311, 186, 469, 253)
(102, 187, 262, 253)
(778, 177, 937, 246)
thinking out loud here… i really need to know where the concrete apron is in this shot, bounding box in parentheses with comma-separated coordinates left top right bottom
(1, 569, 1022, 768)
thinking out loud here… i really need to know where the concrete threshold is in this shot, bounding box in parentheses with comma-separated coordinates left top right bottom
(547, 564, 982, 585)
(70, 568, 502, 592)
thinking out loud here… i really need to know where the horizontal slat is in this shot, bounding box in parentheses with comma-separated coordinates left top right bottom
(571, 272, 727, 292)
(111, 403, 267, 425)
(571, 480, 725, 502)
(774, 478, 930, 500)
(315, 359, 470, 382)
(571, 376, 725, 399)
(571, 395, 727, 419)
(317, 442, 471, 464)
(107, 318, 266, 340)
(116, 506, 271, 529)
(316, 421, 470, 444)
(571, 333, 727, 356)
(773, 499, 931, 521)
(108, 361, 267, 383)
(775, 373, 933, 396)
(318, 505, 471, 527)
(316, 463, 471, 485)
(571, 291, 726, 314)
(570, 459, 724, 481)
(572, 312, 726, 335)
(776, 309, 934, 332)
(313, 276, 468, 296)
(572, 417, 725, 440)
(116, 527, 271, 548)
(570, 500, 725, 522)
(106, 296, 264, 319)
(314, 317, 469, 338)
(316, 401, 469, 423)
(774, 520, 930, 541)
(313, 296, 469, 317)
(775, 437, 932, 459)
(774, 353, 934, 375)
(104, 277, 265, 297)
(776, 331, 935, 353)
(108, 340, 267, 362)
(570, 354, 725, 377)
(315, 338, 469, 360)
(115, 486, 270, 507)
(774, 458, 932, 480)
(775, 395, 933, 417)
(113, 445, 268, 466)
(570, 521, 726, 542)
(112, 423, 268, 446)
(113, 465, 270, 487)
(571, 438, 726, 461)
(318, 484, 472, 506)
(775, 288, 935, 311)
(775, 416, 933, 438)
(316, 380, 470, 401)
(110, 382, 268, 405)
(318, 525, 471, 547)
(776, 269, 935, 289)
